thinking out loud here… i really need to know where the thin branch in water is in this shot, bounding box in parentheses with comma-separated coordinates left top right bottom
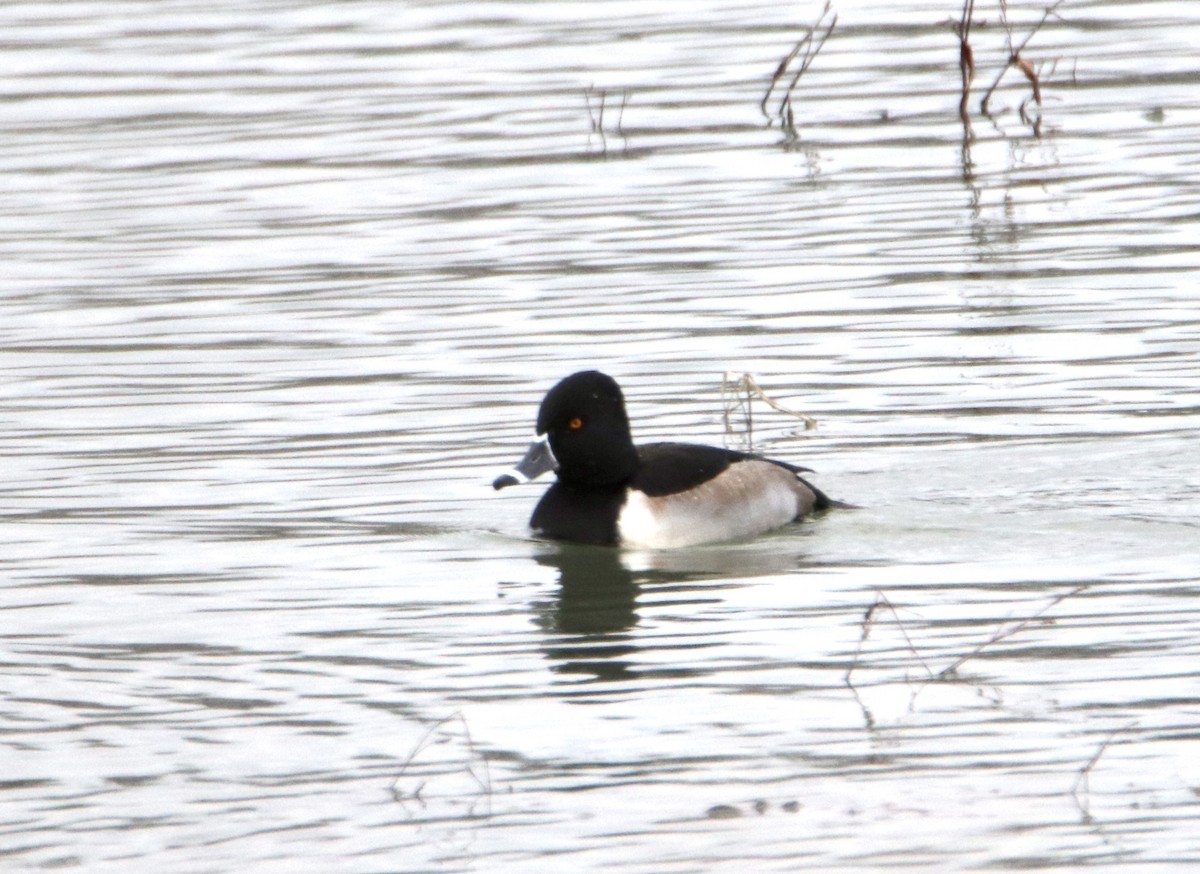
(845, 592, 937, 688)
(392, 711, 492, 818)
(585, 86, 631, 155)
(1016, 55, 1042, 105)
(844, 591, 938, 724)
(844, 598, 881, 689)
(721, 372, 818, 445)
(844, 598, 882, 728)
(721, 371, 754, 442)
(781, 6, 837, 109)
(762, 30, 815, 120)
(584, 86, 603, 134)
(458, 710, 492, 804)
(937, 584, 1088, 680)
(954, 0, 977, 132)
(393, 717, 444, 804)
(761, 2, 837, 138)
(1071, 720, 1138, 822)
(981, 0, 1064, 117)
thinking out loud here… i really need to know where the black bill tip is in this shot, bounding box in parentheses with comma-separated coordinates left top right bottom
(493, 473, 520, 491)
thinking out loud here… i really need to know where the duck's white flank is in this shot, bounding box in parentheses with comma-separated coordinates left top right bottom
(617, 460, 817, 549)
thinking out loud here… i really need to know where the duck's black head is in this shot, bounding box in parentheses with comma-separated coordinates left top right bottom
(536, 370, 638, 487)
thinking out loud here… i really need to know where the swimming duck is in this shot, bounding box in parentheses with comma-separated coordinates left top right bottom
(493, 370, 837, 547)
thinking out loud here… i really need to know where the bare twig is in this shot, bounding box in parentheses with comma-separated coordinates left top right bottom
(954, 0, 977, 132)
(762, 2, 837, 138)
(1071, 721, 1138, 821)
(762, 30, 816, 120)
(393, 717, 444, 803)
(844, 598, 881, 688)
(937, 584, 1088, 680)
(981, 0, 1064, 117)
(844, 592, 938, 724)
(584, 87, 604, 134)
(844, 598, 883, 728)
(845, 593, 936, 684)
(392, 711, 492, 817)
(721, 372, 818, 444)
(585, 87, 631, 155)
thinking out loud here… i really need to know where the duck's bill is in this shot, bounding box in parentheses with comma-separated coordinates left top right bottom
(492, 435, 557, 490)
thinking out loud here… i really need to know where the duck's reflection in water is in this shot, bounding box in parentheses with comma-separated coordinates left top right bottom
(530, 541, 819, 682)
(530, 546, 639, 681)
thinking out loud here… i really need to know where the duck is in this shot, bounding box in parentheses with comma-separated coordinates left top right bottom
(493, 370, 838, 548)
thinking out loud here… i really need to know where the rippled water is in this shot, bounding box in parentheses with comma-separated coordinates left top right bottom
(3, 0, 1200, 870)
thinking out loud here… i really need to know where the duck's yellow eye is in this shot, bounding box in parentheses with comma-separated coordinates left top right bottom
(568, 417, 584, 431)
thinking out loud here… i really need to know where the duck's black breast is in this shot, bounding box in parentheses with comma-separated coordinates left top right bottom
(529, 483, 627, 546)
(528, 443, 754, 544)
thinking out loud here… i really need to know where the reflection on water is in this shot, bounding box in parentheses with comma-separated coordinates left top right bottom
(535, 545, 641, 637)
(3, 0, 1200, 871)
(535, 546, 642, 680)
(531, 538, 846, 680)
(530, 542, 830, 680)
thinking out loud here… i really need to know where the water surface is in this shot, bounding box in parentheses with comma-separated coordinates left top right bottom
(2, 1, 1200, 870)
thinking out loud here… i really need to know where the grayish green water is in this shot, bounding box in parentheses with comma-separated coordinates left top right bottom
(3, 1, 1199, 870)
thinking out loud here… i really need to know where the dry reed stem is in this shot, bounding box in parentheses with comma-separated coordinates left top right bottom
(721, 372, 818, 444)
(955, 0, 977, 131)
(585, 87, 630, 153)
(761, 31, 815, 120)
(761, 2, 837, 138)
(981, 0, 1064, 117)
